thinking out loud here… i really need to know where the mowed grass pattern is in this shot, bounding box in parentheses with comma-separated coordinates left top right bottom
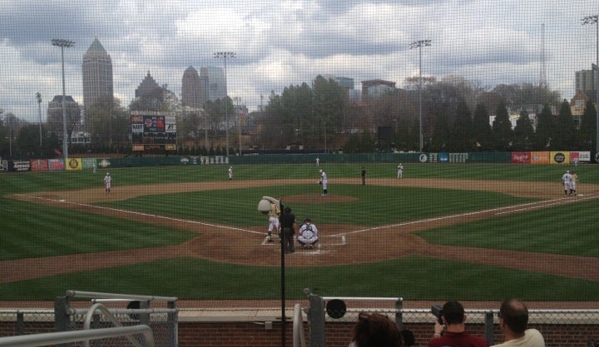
(98, 184, 536, 227)
(0, 197, 197, 261)
(0, 257, 597, 300)
(1, 162, 598, 300)
(417, 199, 599, 257)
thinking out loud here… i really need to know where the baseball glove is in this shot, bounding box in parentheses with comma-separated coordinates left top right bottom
(318, 180, 322, 185)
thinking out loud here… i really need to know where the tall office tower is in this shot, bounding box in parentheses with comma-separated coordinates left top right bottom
(182, 66, 202, 108)
(575, 69, 597, 95)
(135, 71, 161, 98)
(199, 66, 226, 106)
(82, 35, 113, 118)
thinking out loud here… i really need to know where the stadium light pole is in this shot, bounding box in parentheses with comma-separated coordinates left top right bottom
(52, 39, 75, 159)
(234, 96, 242, 155)
(214, 51, 236, 156)
(410, 39, 431, 153)
(582, 13, 599, 154)
(35, 92, 42, 147)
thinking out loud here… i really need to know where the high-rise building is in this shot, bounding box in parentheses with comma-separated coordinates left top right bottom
(575, 69, 597, 95)
(82, 35, 113, 116)
(199, 66, 226, 106)
(182, 66, 202, 108)
(361, 79, 396, 101)
(135, 71, 161, 98)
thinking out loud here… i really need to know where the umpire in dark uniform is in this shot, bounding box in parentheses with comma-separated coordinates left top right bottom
(279, 206, 297, 254)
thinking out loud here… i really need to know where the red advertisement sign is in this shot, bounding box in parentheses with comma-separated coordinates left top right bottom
(30, 159, 49, 172)
(511, 152, 531, 164)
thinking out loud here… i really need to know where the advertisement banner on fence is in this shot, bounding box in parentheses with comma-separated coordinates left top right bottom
(550, 151, 569, 164)
(511, 152, 531, 164)
(48, 159, 65, 171)
(30, 159, 49, 172)
(66, 158, 82, 171)
(530, 152, 550, 164)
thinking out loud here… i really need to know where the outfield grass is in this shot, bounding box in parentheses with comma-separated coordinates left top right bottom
(0, 197, 198, 261)
(0, 163, 597, 301)
(417, 199, 599, 257)
(0, 257, 597, 301)
(98, 184, 535, 227)
(0, 162, 596, 194)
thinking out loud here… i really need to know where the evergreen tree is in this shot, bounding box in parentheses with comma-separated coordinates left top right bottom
(553, 99, 577, 150)
(472, 103, 492, 149)
(534, 103, 554, 150)
(579, 99, 597, 151)
(492, 102, 513, 150)
(430, 113, 450, 152)
(448, 99, 474, 151)
(513, 109, 534, 150)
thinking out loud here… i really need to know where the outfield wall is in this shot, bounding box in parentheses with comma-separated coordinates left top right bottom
(0, 151, 595, 172)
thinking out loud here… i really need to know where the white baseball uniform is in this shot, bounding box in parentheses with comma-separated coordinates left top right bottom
(320, 170, 328, 195)
(562, 171, 572, 194)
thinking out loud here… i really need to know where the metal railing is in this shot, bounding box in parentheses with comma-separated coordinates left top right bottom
(0, 325, 154, 347)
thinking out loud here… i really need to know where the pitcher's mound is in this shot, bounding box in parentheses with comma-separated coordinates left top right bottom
(283, 193, 357, 204)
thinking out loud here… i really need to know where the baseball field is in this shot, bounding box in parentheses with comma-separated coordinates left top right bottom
(0, 162, 598, 302)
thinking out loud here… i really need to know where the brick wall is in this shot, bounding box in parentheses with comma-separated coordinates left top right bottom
(1, 321, 596, 347)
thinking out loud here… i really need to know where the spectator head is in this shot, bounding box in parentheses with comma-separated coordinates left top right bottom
(499, 298, 529, 334)
(442, 300, 465, 325)
(351, 312, 402, 347)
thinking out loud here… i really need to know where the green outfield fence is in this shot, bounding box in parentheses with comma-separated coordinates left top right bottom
(2, 151, 596, 172)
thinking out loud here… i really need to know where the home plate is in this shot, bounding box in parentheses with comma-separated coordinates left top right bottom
(59, 199, 66, 202)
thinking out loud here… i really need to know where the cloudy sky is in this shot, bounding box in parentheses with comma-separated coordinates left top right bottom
(1, 0, 597, 121)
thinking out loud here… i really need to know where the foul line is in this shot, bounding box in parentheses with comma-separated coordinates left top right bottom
(329, 194, 596, 238)
(14, 194, 264, 236)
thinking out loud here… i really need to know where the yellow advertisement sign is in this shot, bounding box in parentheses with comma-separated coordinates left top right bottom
(549, 152, 570, 165)
(66, 158, 82, 171)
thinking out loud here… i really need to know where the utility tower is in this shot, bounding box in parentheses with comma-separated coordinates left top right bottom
(539, 23, 548, 88)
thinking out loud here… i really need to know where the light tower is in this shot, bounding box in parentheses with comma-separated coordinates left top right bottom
(539, 24, 547, 88)
(582, 13, 599, 154)
(52, 38, 75, 159)
(213, 51, 236, 156)
(410, 39, 431, 152)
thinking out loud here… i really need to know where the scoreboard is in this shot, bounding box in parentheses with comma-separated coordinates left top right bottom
(130, 111, 177, 152)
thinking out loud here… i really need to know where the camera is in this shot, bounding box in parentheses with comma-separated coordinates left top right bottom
(431, 305, 444, 325)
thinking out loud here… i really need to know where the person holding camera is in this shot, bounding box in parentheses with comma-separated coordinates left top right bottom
(492, 298, 545, 347)
(429, 300, 489, 347)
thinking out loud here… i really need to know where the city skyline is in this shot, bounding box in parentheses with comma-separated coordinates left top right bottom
(1, 1, 597, 122)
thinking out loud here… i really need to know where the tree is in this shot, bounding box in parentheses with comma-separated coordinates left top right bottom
(87, 96, 129, 148)
(513, 109, 535, 150)
(46, 99, 81, 147)
(180, 107, 205, 148)
(553, 99, 577, 150)
(448, 99, 474, 151)
(579, 99, 597, 151)
(472, 103, 492, 149)
(534, 103, 554, 150)
(492, 102, 513, 150)
(429, 113, 450, 152)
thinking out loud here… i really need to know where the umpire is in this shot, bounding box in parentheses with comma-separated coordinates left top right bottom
(279, 206, 297, 254)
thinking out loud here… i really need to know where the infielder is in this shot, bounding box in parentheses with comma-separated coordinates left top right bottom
(561, 170, 572, 196)
(319, 169, 328, 195)
(397, 163, 404, 179)
(571, 171, 578, 196)
(262, 196, 281, 242)
(104, 172, 112, 193)
(228, 166, 233, 180)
